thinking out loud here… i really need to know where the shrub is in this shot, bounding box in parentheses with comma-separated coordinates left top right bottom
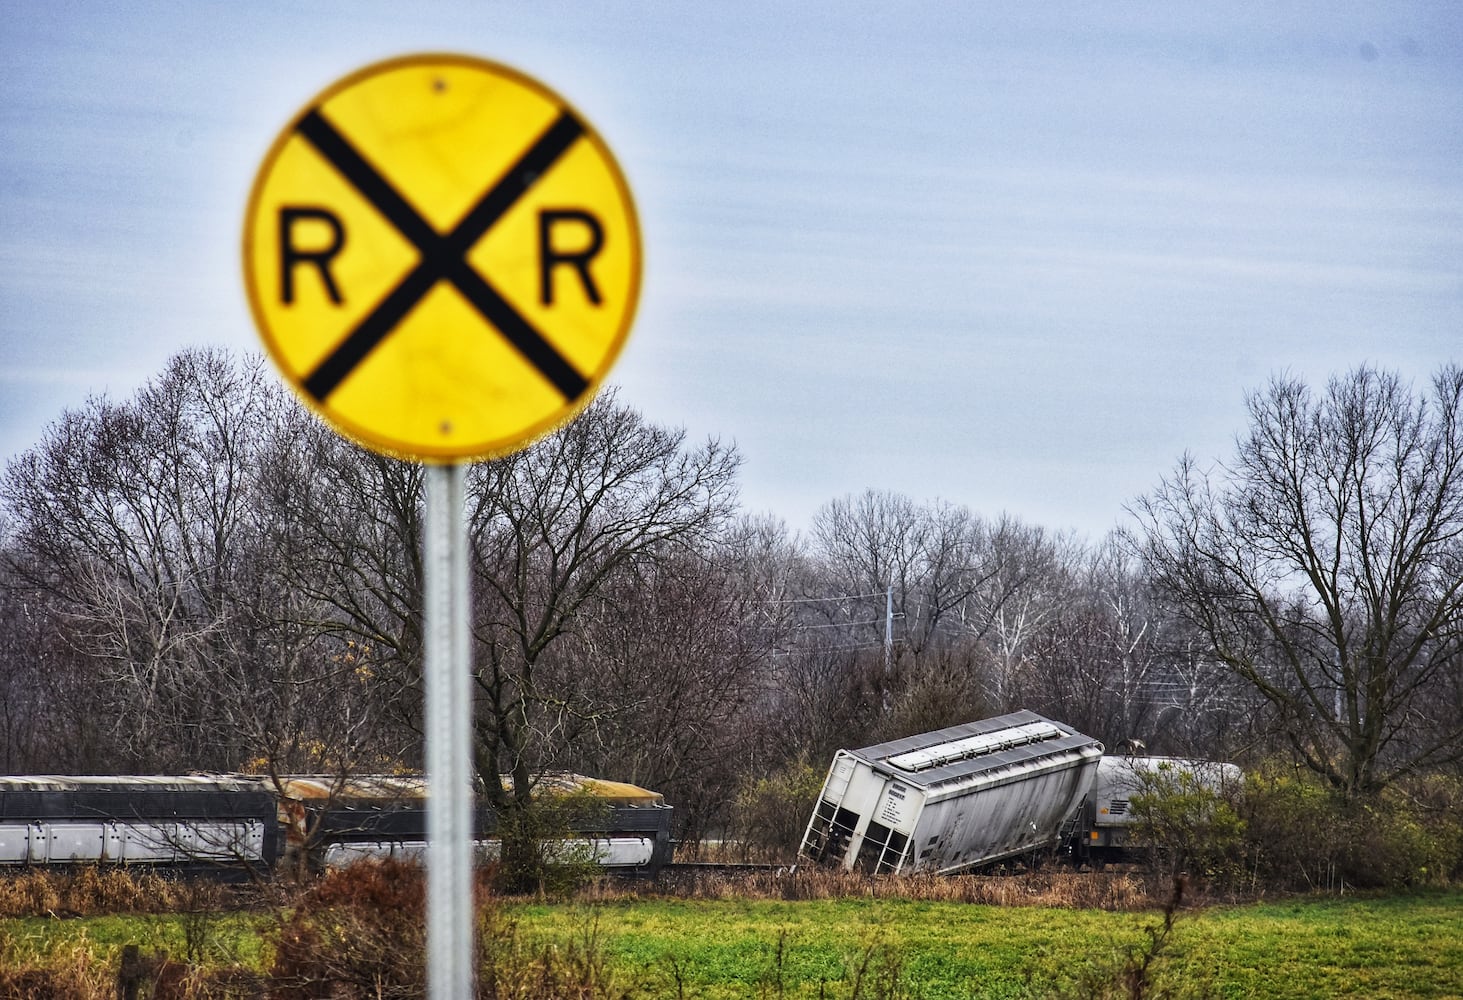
(269, 859, 428, 998)
(489, 790, 609, 897)
(1127, 763, 1247, 884)
(267, 859, 632, 999)
(729, 756, 826, 861)
(1240, 766, 1463, 890)
(1408, 772, 1463, 883)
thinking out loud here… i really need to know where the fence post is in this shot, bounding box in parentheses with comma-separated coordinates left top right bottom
(117, 943, 141, 1000)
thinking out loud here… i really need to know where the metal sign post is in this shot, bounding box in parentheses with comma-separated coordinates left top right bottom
(424, 462, 473, 998)
(243, 53, 641, 997)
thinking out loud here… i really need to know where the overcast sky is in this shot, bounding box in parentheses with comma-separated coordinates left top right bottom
(3, 3, 1460, 539)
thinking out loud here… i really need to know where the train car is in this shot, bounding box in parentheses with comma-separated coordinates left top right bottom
(0, 770, 672, 880)
(799, 710, 1104, 874)
(277, 771, 674, 877)
(1067, 754, 1243, 867)
(0, 775, 279, 877)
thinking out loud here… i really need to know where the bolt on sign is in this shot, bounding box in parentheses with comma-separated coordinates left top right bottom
(243, 54, 641, 461)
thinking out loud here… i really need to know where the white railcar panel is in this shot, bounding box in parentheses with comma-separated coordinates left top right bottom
(46, 822, 107, 863)
(588, 837, 656, 868)
(321, 836, 655, 870)
(218, 821, 265, 860)
(824, 753, 856, 802)
(102, 822, 126, 862)
(121, 823, 181, 862)
(887, 722, 1061, 773)
(0, 823, 42, 864)
(872, 779, 918, 833)
(184, 820, 267, 862)
(839, 760, 889, 824)
(323, 840, 429, 866)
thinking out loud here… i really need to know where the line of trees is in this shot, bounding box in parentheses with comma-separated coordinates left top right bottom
(1, 349, 1460, 849)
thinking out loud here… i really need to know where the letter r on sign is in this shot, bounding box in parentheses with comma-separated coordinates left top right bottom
(538, 209, 604, 306)
(280, 207, 345, 305)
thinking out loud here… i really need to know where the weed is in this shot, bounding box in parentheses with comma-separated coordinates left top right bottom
(1032, 876, 1220, 1000)
(268, 858, 429, 997)
(0, 934, 113, 1000)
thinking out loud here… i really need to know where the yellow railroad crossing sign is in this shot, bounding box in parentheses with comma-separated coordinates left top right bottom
(243, 54, 641, 461)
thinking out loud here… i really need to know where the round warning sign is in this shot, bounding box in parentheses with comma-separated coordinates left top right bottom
(243, 54, 641, 462)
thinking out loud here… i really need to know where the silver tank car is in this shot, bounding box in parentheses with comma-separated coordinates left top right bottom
(1071, 754, 1244, 866)
(0, 775, 278, 874)
(799, 710, 1103, 874)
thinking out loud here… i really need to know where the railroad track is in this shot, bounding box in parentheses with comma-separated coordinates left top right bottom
(661, 862, 786, 875)
(647, 861, 792, 887)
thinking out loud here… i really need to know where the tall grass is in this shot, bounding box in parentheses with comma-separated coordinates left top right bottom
(591, 866, 1182, 910)
(0, 865, 1188, 919)
(0, 866, 199, 918)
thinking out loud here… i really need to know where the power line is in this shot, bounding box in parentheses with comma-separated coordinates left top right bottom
(762, 591, 887, 606)
(794, 618, 883, 631)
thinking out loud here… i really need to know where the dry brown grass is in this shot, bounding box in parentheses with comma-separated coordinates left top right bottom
(1, 862, 1232, 921)
(0, 949, 260, 1000)
(0, 866, 280, 920)
(580, 865, 1202, 910)
(0, 866, 197, 918)
(0, 933, 116, 1000)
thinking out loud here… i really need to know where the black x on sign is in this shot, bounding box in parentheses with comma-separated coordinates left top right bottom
(243, 55, 641, 462)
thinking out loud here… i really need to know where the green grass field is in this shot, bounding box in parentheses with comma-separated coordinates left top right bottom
(504, 892, 1463, 999)
(3, 890, 1460, 998)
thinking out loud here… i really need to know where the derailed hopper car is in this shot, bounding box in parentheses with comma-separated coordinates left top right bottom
(799, 711, 1103, 874)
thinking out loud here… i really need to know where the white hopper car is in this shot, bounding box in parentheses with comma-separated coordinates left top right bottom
(799, 710, 1104, 874)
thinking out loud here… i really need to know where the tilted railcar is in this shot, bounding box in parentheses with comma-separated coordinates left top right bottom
(799, 710, 1104, 874)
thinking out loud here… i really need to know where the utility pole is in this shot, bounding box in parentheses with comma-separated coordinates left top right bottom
(884, 584, 894, 676)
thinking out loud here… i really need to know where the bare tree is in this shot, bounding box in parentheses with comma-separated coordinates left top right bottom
(809, 491, 923, 643)
(1135, 365, 1463, 797)
(761, 641, 884, 764)
(0, 556, 90, 771)
(959, 516, 1076, 709)
(721, 512, 810, 657)
(1017, 534, 1216, 751)
(0, 349, 285, 768)
(462, 392, 741, 864)
(263, 386, 747, 867)
(558, 536, 769, 842)
(809, 491, 988, 656)
(807, 493, 1076, 731)
(0, 348, 408, 783)
(255, 407, 428, 761)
